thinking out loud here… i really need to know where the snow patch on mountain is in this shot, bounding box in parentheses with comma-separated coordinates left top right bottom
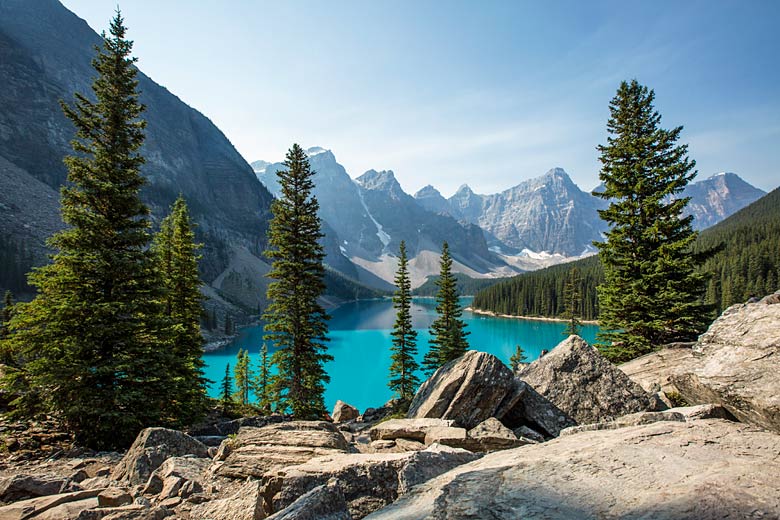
(357, 184, 391, 248)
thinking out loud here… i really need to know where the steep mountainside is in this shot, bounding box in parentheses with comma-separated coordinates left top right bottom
(256, 149, 515, 288)
(355, 169, 500, 274)
(448, 169, 607, 256)
(413, 185, 451, 215)
(680, 172, 766, 229)
(593, 172, 765, 231)
(0, 0, 279, 312)
(422, 169, 764, 258)
(472, 187, 780, 319)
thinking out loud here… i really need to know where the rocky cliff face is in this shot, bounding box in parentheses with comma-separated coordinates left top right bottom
(256, 149, 512, 288)
(445, 169, 606, 256)
(413, 185, 450, 215)
(680, 172, 766, 229)
(593, 172, 766, 232)
(436, 169, 765, 257)
(0, 0, 274, 309)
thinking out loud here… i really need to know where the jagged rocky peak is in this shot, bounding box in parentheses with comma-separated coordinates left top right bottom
(522, 167, 577, 190)
(305, 146, 334, 160)
(414, 185, 451, 215)
(414, 184, 443, 198)
(453, 183, 477, 197)
(250, 160, 270, 173)
(357, 169, 405, 195)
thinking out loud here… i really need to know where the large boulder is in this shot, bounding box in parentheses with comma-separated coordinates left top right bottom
(261, 444, 479, 519)
(559, 404, 735, 436)
(517, 336, 652, 427)
(332, 401, 359, 423)
(211, 421, 350, 479)
(365, 419, 780, 519)
(407, 351, 517, 429)
(111, 428, 209, 485)
(0, 490, 102, 520)
(142, 455, 209, 500)
(266, 480, 351, 520)
(466, 417, 530, 451)
(0, 474, 79, 503)
(495, 380, 574, 438)
(619, 345, 696, 394)
(189, 480, 264, 520)
(369, 418, 454, 442)
(672, 298, 780, 434)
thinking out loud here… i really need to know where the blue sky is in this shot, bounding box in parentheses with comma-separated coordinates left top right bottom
(60, 0, 779, 195)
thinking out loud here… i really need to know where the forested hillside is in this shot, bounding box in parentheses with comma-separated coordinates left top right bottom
(471, 256, 602, 319)
(413, 273, 505, 297)
(472, 187, 780, 319)
(695, 187, 780, 312)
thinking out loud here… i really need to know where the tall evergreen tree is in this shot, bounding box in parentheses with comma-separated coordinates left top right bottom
(263, 144, 331, 419)
(253, 343, 273, 414)
(233, 349, 252, 406)
(561, 267, 582, 337)
(388, 241, 420, 403)
(594, 80, 711, 362)
(0, 12, 176, 449)
(152, 196, 209, 424)
(423, 242, 470, 374)
(220, 363, 233, 414)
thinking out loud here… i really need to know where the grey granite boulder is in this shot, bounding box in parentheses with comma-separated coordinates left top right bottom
(407, 351, 517, 429)
(189, 480, 264, 520)
(619, 345, 696, 394)
(671, 297, 780, 434)
(266, 480, 351, 520)
(365, 419, 780, 519)
(332, 401, 360, 423)
(369, 418, 454, 442)
(261, 444, 479, 519)
(517, 336, 652, 427)
(0, 474, 80, 503)
(111, 428, 208, 486)
(211, 421, 350, 479)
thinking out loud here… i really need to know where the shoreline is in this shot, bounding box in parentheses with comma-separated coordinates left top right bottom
(465, 307, 599, 325)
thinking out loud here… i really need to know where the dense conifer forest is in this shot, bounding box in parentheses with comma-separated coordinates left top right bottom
(472, 187, 780, 320)
(413, 273, 504, 297)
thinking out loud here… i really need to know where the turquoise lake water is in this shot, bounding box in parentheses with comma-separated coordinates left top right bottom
(202, 297, 599, 413)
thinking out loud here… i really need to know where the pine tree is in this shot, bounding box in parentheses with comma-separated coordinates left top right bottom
(561, 267, 582, 337)
(263, 144, 331, 419)
(0, 291, 13, 340)
(594, 80, 711, 362)
(388, 241, 420, 403)
(253, 343, 273, 414)
(423, 242, 470, 374)
(233, 348, 253, 406)
(220, 363, 233, 414)
(0, 12, 176, 449)
(509, 344, 527, 372)
(152, 195, 209, 424)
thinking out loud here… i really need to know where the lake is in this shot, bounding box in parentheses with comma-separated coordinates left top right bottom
(202, 297, 599, 413)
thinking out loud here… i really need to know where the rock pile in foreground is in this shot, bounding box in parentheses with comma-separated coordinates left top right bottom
(0, 293, 777, 519)
(365, 419, 780, 520)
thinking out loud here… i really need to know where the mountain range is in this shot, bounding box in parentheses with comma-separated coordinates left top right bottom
(255, 149, 515, 289)
(416, 169, 766, 256)
(0, 0, 770, 308)
(254, 149, 766, 288)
